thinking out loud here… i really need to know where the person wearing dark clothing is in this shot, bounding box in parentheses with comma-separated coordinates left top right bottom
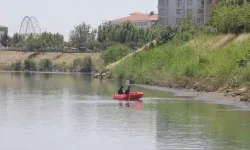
(125, 86, 131, 94)
(118, 86, 124, 94)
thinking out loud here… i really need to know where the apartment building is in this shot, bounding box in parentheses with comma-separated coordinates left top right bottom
(109, 12, 158, 28)
(158, 0, 219, 26)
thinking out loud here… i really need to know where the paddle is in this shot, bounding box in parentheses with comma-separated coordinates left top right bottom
(126, 80, 131, 102)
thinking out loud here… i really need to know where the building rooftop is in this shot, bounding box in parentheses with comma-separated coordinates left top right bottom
(111, 12, 158, 22)
(0, 25, 8, 28)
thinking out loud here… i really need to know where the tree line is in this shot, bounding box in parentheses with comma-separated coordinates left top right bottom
(0, 21, 160, 52)
(1, 0, 250, 52)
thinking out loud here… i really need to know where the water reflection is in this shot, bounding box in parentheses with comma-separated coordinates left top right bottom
(156, 100, 250, 150)
(0, 72, 249, 150)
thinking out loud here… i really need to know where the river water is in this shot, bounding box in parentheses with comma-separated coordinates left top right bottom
(0, 72, 250, 150)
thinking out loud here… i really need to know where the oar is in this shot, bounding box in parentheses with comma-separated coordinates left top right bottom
(126, 80, 131, 102)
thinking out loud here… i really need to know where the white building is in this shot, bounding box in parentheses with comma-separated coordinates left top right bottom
(109, 12, 158, 29)
(0, 25, 8, 47)
(0, 25, 8, 37)
(158, 0, 219, 27)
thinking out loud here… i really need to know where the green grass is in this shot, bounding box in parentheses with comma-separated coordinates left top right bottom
(112, 34, 250, 92)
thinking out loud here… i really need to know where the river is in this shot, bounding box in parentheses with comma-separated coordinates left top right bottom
(0, 72, 250, 150)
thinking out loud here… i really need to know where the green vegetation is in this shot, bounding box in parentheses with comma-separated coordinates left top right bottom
(72, 56, 93, 72)
(97, 21, 154, 49)
(24, 59, 37, 71)
(11, 61, 22, 71)
(82, 56, 93, 72)
(100, 45, 132, 65)
(3, 20, 169, 53)
(38, 59, 53, 71)
(7, 54, 96, 72)
(109, 0, 250, 99)
(210, 0, 250, 34)
(9, 32, 65, 52)
(0, 32, 10, 49)
(113, 34, 250, 90)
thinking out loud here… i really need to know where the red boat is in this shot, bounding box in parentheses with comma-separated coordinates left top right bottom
(113, 92, 144, 101)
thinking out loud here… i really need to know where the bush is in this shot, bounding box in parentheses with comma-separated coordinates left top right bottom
(156, 26, 178, 44)
(39, 59, 53, 71)
(72, 56, 93, 72)
(11, 61, 22, 71)
(82, 56, 92, 72)
(100, 44, 132, 65)
(24, 59, 36, 71)
(210, 1, 250, 34)
(73, 58, 82, 69)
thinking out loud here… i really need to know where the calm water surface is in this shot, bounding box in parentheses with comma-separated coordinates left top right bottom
(0, 72, 250, 150)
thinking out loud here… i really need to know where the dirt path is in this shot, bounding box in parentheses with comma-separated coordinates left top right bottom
(105, 41, 155, 70)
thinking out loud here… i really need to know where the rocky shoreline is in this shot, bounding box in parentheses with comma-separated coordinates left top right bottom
(93, 70, 250, 103)
(93, 71, 112, 79)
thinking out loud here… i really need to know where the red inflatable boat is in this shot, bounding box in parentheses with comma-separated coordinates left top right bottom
(113, 92, 144, 101)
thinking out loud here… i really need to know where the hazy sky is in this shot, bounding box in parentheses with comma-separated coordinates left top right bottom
(0, 0, 157, 41)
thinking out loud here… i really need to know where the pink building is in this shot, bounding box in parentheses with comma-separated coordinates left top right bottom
(109, 12, 158, 28)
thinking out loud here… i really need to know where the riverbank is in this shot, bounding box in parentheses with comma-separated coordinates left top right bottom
(134, 84, 250, 110)
(0, 51, 103, 72)
(109, 33, 250, 102)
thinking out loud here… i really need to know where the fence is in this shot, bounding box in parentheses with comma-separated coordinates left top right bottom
(0, 46, 100, 53)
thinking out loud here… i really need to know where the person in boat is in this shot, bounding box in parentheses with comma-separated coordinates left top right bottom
(118, 86, 124, 94)
(125, 86, 131, 94)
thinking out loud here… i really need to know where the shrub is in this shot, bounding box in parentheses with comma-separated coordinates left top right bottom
(82, 56, 92, 72)
(11, 61, 22, 71)
(39, 59, 53, 71)
(210, 1, 250, 34)
(54, 61, 67, 71)
(73, 58, 82, 69)
(72, 56, 93, 72)
(156, 26, 178, 44)
(24, 59, 36, 71)
(100, 44, 132, 65)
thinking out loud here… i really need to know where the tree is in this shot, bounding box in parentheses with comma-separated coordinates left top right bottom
(12, 33, 23, 47)
(69, 22, 94, 48)
(97, 21, 153, 48)
(0, 32, 10, 49)
(210, 0, 250, 34)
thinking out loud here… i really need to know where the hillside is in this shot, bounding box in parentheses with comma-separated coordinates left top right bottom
(111, 34, 250, 100)
(0, 51, 102, 71)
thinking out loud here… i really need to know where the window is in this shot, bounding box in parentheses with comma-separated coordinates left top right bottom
(135, 22, 147, 27)
(187, 9, 192, 16)
(176, 18, 181, 24)
(159, 8, 165, 16)
(197, 9, 202, 14)
(159, 0, 168, 7)
(187, 0, 192, 5)
(197, 0, 204, 5)
(176, 9, 182, 15)
(159, 0, 165, 7)
(197, 18, 201, 24)
(197, 18, 204, 24)
(176, 0, 182, 7)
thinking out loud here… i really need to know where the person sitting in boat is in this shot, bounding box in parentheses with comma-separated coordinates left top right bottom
(118, 86, 124, 94)
(125, 86, 131, 94)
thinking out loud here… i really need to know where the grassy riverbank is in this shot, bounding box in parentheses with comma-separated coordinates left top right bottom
(112, 34, 250, 100)
(0, 51, 103, 72)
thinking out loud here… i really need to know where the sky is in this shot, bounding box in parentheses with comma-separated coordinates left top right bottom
(0, 0, 157, 41)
